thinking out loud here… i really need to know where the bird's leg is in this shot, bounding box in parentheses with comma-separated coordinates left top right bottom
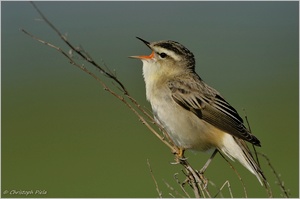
(171, 147, 186, 164)
(177, 148, 185, 159)
(199, 149, 218, 174)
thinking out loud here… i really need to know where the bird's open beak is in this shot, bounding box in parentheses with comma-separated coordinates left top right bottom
(136, 37, 151, 47)
(129, 37, 154, 60)
(129, 51, 155, 60)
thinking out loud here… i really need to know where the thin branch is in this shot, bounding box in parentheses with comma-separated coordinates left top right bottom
(147, 159, 163, 198)
(243, 109, 261, 168)
(172, 173, 191, 198)
(29, 1, 128, 95)
(213, 180, 233, 198)
(179, 158, 212, 198)
(243, 110, 273, 197)
(218, 152, 248, 198)
(258, 152, 290, 198)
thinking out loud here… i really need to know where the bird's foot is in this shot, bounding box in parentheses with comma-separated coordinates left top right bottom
(170, 148, 187, 164)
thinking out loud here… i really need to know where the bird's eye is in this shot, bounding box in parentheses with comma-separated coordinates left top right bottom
(159, 52, 167, 58)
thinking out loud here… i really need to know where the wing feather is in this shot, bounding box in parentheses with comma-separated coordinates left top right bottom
(169, 74, 261, 146)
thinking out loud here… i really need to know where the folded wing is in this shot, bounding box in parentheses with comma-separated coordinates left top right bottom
(168, 74, 261, 146)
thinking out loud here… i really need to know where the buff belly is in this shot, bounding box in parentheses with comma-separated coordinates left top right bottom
(151, 95, 225, 152)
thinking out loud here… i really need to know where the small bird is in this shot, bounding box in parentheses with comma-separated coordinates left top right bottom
(130, 37, 266, 185)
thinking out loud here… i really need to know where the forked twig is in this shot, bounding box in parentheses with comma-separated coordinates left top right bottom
(213, 180, 233, 198)
(29, 2, 128, 94)
(179, 158, 213, 198)
(173, 173, 191, 198)
(218, 152, 248, 198)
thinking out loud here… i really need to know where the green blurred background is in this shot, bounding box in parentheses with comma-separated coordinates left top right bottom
(2, 1, 298, 198)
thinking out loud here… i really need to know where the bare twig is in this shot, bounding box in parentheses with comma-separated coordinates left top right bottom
(147, 159, 163, 198)
(243, 109, 273, 197)
(258, 153, 290, 198)
(179, 158, 213, 198)
(199, 149, 218, 174)
(29, 2, 128, 94)
(243, 109, 261, 168)
(163, 178, 186, 198)
(218, 152, 248, 198)
(214, 180, 233, 198)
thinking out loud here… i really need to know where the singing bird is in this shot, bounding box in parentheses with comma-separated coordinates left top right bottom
(130, 37, 266, 185)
